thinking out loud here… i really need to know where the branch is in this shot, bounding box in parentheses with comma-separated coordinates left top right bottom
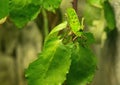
(72, 0, 78, 12)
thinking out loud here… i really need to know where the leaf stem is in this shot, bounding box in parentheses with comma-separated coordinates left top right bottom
(42, 9, 49, 38)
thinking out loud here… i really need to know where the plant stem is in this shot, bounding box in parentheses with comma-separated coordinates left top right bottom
(42, 9, 49, 38)
(72, 0, 78, 12)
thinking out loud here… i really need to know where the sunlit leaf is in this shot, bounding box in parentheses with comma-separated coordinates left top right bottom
(0, 17, 7, 24)
(48, 21, 67, 37)
(26, 38, 72, 85)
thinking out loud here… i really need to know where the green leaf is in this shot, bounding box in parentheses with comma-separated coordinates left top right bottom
(66, 44, 97, 85)
(45, 21, 67, 42)
(42, 0, 62, 12)
(79, 32, 95, 46)
(9, 0, 40, 28)
(49, 21, 67, 35)
(26, 38, 72, 85)
(31, 0, 62, 12)
(9, 0, 62, 28)
(0, 0, 9, 19)
(103, 1, 116, 30)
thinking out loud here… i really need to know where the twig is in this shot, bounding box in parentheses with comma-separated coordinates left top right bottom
(72, 0, 78, 12)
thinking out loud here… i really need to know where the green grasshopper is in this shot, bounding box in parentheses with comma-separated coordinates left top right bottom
(66, 8, 84, 37)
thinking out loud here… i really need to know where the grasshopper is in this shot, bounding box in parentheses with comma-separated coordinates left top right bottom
(66, 8, 84, 37)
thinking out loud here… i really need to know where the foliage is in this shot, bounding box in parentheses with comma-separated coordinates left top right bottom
(9, 0, 40, 28)
(66, 44, 96, 85)
(26, 8, 97, 85)
(26, 21, 71, 85)
(0, 0, 116, 85)
(103, 1, 116, 31)
(0, 0, 62, 28)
